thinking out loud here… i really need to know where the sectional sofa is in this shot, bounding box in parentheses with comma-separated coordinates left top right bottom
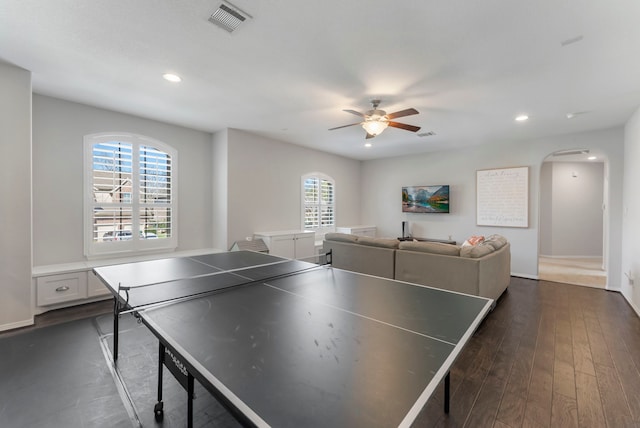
(322, 233, 511, 301)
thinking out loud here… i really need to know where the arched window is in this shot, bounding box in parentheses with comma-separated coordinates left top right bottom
(84, 133, 177, 257)
(301, 173, 335, 233)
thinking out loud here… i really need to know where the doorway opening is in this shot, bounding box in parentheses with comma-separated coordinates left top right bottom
(538, 149, 608, 288)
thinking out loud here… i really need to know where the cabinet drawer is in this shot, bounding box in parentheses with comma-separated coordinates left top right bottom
(36, 272, 88, 306)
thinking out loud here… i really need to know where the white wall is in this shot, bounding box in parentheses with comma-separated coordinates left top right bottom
(540, 161, 604, 257)
(0, 62, 33, 330)
(622, 107, 640, 314)
(224, 129, 361, 249)
(361, 127, 624, 286)
(30, 96, 361, 276)
(539, 162, 553, 255)
(32, 95, 214, 266)
(211, 129, 229, 251)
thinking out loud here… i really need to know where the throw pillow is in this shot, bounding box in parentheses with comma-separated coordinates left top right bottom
(484, 234, 508, 250)
(461, 235, 485, 247)
(460, 242, 495, 258)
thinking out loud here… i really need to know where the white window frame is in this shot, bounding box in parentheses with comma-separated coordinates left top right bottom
(301, 172, 335, 234)
(83, 132, 178, 258)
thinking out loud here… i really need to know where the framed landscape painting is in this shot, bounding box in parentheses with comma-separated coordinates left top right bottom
(402, 185, 450, 213)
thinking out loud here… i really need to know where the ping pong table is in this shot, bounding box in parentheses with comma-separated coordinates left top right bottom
(94, 250, 493, 428)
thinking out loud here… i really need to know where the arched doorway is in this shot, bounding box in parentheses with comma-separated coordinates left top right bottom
(538, 149, 608, 288)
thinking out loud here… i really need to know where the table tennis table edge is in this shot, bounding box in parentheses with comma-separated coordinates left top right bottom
(398, 296, 494, 427)
(140, 312, 270, 428)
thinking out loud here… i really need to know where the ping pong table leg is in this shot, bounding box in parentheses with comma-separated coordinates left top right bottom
(444, 372, 450, 414)
(154, 343, 165, 421)
(187, 373, 194, 428)
(113, 297, 120, 361)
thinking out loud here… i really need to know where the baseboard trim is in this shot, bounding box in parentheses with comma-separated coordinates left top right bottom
(539, 254, 602, 260)
(622, 292, 640, 319)
(33, 294, 112, 316)
(511, 273, 538, 280)
(0, 317, 34, 333)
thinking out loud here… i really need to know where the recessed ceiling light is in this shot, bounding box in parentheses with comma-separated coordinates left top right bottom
(163, 73, 182, 83)
(588, 156, 597, 160)
(515, 115, 529, 122)
(364, 143, 372, 148)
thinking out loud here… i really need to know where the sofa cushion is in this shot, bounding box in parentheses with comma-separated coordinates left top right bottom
(324, 232, 359, 243)
(484, 234, 508, 250)
(356, 236, 400, 249)
(460, 242, 495, 258)
(399, 241, 460, 256)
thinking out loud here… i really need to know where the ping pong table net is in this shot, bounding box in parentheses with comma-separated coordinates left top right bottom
(116, 252, 333, 314)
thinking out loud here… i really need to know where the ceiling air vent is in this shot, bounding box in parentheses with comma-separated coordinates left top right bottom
(208, 2, 252, 33)
(417, 131, 436, 137)
(552, 149, 589, 157)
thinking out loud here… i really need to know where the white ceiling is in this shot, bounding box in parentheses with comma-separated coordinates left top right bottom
(2, 0, 639, 160)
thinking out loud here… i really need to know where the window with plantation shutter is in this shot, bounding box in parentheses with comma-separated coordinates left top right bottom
(302, 173, 335, 232)
(84, 133, 177, 256)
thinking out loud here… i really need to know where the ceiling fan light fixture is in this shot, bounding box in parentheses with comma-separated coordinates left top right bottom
(329, 100, 419, 137)
(362, 119, 389, 136)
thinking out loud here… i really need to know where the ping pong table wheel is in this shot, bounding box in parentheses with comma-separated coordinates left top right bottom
(154, 401, 164, 421)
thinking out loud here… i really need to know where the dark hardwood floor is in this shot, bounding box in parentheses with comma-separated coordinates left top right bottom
(0, 299, 113, 338)
(415, 277, 640, 428)
(2, 278, 639, 427)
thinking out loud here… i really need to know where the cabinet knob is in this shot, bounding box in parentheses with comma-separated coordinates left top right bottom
(55, 285, 70, 292)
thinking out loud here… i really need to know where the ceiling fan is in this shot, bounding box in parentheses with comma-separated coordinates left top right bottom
(329, 99, 421, 139)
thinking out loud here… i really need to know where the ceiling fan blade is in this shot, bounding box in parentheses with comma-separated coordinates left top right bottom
(365, 132, 376, 139)
(386, 108, 419, 120)
(328, 122, 362, 131)
(343, 109, 366, 117)
(388, 121, 421, 132)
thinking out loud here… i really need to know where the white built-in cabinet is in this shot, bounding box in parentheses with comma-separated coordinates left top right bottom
(253, 230, 316, 260)
(335, 225, 377, 237)
(34, 269, 110, 309)
(31, 248, 220, 315)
